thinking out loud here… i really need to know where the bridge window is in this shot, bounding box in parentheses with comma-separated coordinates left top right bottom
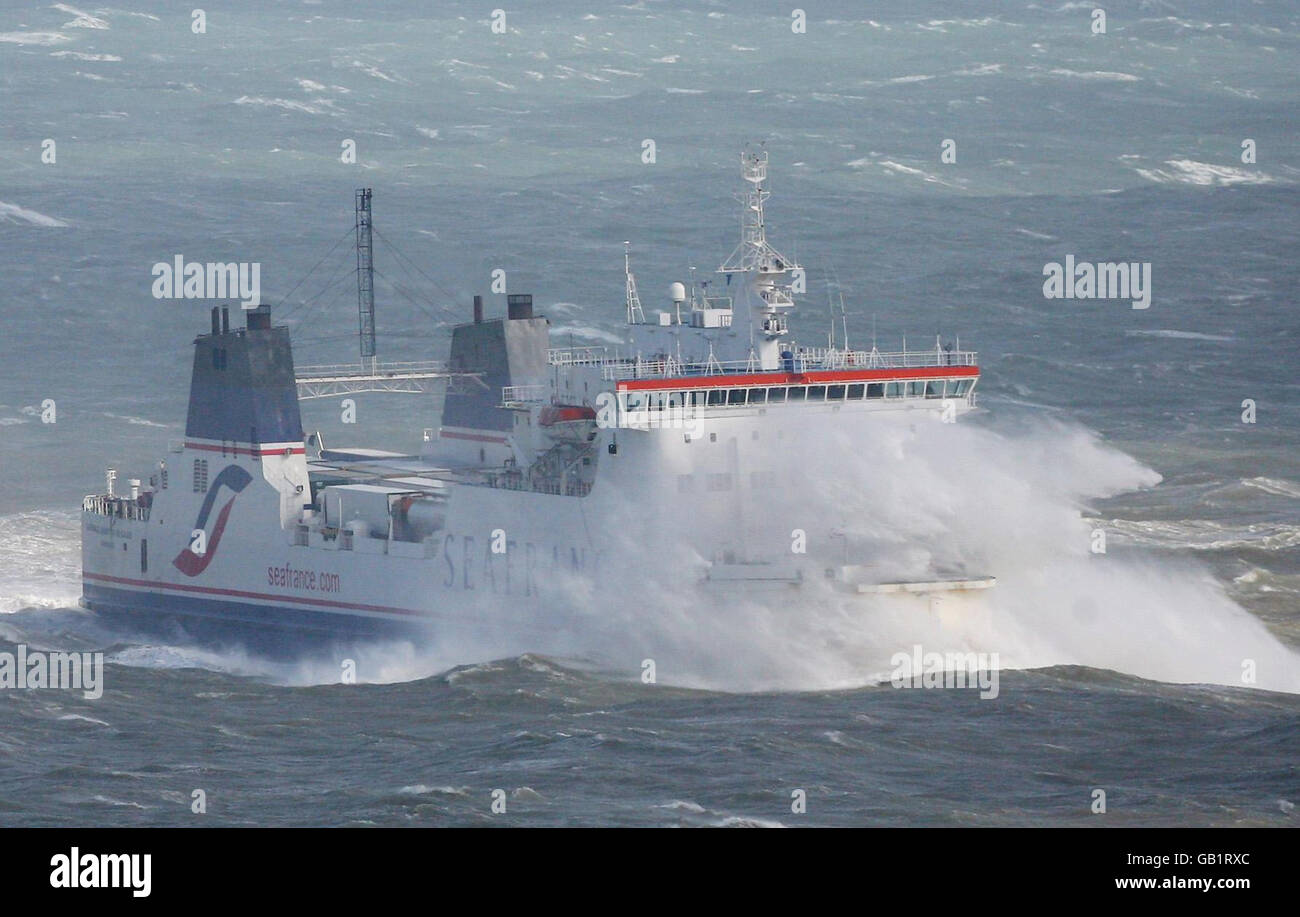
(787, 387, 806, 401)
(925, 380, 944, 398)
(707, 389, 727, 406)
(827, 385, 846, 400)
(767, 387, 787, 403)
(886, 381, 904, 398)
(907, 381, 926, 397)
(866, 383, 884, 399)
(748, 388, 767, 404)
(847, 384, 865, 399)
(951, 379, 972, 396)
(807, 385, 826, 401)
(727, 389, 746, 405)
(626, 392, 648, 411)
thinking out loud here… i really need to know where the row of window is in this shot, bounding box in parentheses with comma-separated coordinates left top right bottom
(624, 378, 975, 411)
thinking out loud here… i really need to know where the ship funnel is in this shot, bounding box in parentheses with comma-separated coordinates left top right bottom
(186, 303, 303, 447)
(211, 306, 220, 335)
(473, 294, 483, 324)
(507, 294, 533, 320)
(246, 303, 271, 331)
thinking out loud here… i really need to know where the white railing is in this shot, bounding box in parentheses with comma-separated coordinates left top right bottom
(502, 384, 548, 403)
(795, 346, 977, 369)
(552, 345, 977, 381)
(295, 360, 451, 379)
(547, 347, 610, 367)
(83, 494, 150, 522)
(603, 356, 758, 381)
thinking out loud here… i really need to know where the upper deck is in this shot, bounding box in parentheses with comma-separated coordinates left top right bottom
(553, 343, 975, 385)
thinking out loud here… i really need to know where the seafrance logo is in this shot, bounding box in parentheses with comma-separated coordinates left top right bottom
(172, 464, 253, 576)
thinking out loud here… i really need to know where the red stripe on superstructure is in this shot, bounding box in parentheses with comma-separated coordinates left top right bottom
(84, 572, 424, 618)
(617, 365, 980, 392)
(184, 442, 306, 456)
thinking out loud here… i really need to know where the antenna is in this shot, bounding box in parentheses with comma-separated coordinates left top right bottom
(839, 292, 850, 351)
(826, 279, 835, 349)
(718, 148, 796, 275)
(624, 241, 645, 325)
(355, 188, 376, 371)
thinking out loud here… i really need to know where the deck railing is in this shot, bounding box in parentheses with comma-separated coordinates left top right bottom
(550, 345, 976, 381)
(501, 384, 549, 403)
(82, 494, 151, 522)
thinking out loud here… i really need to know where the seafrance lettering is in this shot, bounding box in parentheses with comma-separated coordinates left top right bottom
(440, 534, 598, 595)
(268, 562, 341, 593)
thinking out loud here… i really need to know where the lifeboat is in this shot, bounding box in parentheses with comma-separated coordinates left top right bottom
(539, 404, 598, 444)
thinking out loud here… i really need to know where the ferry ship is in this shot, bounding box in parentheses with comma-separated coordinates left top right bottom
(80, 152, 992, 653)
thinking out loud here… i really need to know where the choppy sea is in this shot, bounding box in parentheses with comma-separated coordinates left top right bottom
(0, 0, 1296, 825)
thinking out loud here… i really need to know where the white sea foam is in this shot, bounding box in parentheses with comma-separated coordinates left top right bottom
(234, 95, 339, 116)
(349, 60, 404, 84)
(1135, 159, 1274, 186)
(0, 31, 71, 45)
(1108, 518, 1300, 553)
(523, 412, 1300, 694)
(1125, 329, 1233, 342)
(50, 50, 121, 61)
(0, 511, 82, 614)
(1242, 477, 1300, 500)
(1048, 69, 1140, 82)
(102, 412, 169, 427)
(54, 4, 108, 29)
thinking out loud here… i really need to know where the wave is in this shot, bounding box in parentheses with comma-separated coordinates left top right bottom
(233, 96, 341, 116)
(0, 202, 69, 228)
(1135, 160, 1275, 186)
(0, 31, 72, 45)
(50, 50, 121, 61)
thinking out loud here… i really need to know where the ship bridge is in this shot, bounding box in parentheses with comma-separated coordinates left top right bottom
(547, 341, 979, 417)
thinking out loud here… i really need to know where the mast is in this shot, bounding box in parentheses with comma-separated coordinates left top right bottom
(355, 188, 376, 371)
(624, 241, 645, 325)
(717, 149, 799, 369)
